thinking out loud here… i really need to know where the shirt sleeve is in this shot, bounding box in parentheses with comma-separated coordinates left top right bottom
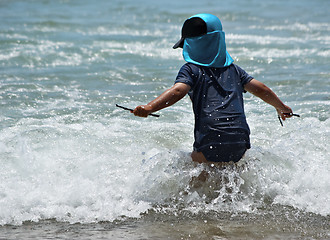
(174, 63, 195, 88)
(234, 64, 254, 86)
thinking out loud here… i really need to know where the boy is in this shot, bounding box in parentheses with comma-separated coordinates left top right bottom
(132, 13, 293, 163)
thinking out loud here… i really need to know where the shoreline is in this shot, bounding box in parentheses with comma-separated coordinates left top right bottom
(1, 207, 329, 240)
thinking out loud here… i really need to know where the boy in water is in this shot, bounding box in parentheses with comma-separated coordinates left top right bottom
(132, 13, 293, 163)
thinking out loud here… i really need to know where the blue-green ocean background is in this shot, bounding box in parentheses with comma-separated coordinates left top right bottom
(0, 0, 329, 239)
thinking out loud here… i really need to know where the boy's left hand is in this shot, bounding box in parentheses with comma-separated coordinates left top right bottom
(132, 105, 153, 118)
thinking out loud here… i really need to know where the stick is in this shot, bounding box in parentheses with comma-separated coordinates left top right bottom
(115, 104, 160, 117)
(278, 113, 300, 126)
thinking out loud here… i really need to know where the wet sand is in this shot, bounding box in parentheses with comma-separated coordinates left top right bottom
(1, 207, 329, 240)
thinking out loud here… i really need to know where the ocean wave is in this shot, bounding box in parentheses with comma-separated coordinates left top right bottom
(0, 108, 329, 225)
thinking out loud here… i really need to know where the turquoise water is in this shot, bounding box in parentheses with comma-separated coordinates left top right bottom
(0, 0, 329, 239)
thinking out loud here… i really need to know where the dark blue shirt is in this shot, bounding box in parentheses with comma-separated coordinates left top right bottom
(175, 63, 253, 152)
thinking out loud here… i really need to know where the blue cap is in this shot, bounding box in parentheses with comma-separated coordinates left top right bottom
(174, 14, 234, 68)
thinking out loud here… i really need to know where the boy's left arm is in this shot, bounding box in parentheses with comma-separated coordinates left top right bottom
(133, 83, 191, 117)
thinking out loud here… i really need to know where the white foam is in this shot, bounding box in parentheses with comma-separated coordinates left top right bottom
(249, 22, 330, 32)
(0, 102, 329, 226)
(227, 33, 308, 45)
(93, 39, 180, 60)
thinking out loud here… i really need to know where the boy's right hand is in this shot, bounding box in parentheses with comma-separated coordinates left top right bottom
(276, 105, 293, 120)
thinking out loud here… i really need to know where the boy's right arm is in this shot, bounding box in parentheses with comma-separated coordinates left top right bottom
(244, 79, 293, 120)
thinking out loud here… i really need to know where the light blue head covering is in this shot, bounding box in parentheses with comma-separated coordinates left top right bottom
(182, 13, 233, 68)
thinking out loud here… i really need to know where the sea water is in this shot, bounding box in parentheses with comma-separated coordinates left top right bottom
(0, 0, 329, 239)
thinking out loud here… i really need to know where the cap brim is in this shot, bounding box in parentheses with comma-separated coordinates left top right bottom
(173, 37, 184, 49)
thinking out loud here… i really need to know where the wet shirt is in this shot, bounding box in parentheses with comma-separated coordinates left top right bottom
(175, 63, 253, 152)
